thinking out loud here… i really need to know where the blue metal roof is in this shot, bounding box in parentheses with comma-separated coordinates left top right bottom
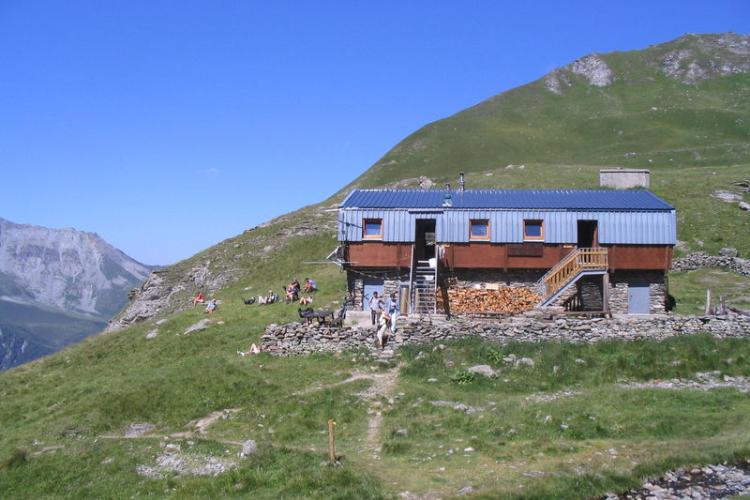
(341, 189, 674, 211)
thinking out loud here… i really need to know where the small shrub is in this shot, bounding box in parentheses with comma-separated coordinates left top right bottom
(485, 347, 505, 366)
(0, 448, 28, 470)
(450, 369, 476, 385)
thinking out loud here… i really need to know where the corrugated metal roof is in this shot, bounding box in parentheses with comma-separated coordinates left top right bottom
(341, 189, 674, 211)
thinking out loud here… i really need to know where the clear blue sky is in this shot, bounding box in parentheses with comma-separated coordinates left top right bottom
(1, 1, 748, 264)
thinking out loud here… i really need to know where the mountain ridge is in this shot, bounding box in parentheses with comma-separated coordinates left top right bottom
(0, 217, 153, 369)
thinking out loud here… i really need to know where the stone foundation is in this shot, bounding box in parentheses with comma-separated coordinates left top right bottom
(608, 271, 667, 314)
(262, 313, 750, 356)
(347, 269, 409, 309)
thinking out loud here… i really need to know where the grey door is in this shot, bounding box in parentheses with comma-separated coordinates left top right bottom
(363, 278, 384, 311)
(628, 283, 650, 314)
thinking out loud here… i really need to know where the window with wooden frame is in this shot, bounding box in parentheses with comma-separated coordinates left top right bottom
(469, 219, 490, 240)
(363, 218, 383, 239)
(523, 219, 544, 241)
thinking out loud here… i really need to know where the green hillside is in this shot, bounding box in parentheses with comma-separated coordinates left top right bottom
(355, 33, 750, 188)
(1, 33, 750, 499)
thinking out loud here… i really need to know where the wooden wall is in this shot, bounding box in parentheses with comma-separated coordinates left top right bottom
(345, 242, 673, 270)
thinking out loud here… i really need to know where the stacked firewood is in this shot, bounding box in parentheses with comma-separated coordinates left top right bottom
(444, 286, 540, 314)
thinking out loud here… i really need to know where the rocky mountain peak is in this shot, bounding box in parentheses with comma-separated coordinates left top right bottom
(0, 217, 152, 319)
(543, 32, 750, 94)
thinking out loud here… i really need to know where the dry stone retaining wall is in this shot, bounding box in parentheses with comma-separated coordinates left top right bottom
(261, 314, 750, 356)
(673, 251, 750, 276)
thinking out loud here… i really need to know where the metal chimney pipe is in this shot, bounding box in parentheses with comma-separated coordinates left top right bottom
(459, 172, 465, 192)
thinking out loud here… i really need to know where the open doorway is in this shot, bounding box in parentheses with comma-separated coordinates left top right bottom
(577, 220, 598, 248)
(414, 219, 436, 261)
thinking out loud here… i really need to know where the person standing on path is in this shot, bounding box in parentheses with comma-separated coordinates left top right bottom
(386, 292, 399, 334)
(369, 291, 382, 326)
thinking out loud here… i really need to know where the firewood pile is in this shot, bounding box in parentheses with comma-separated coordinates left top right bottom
(442, 286, 540, 314)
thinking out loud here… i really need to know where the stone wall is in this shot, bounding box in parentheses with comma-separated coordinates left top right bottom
(347, 269, 409, 309)
(673, 251, 750, 277)
(608, 271, 666, 314)
(261, 313, 750, 356)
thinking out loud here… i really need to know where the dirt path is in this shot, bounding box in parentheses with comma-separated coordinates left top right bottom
(360, 365, 401, 458)
(292, 364, 402, 457)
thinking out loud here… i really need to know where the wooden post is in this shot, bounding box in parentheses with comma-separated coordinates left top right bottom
(705, 289, 712, 316)
(327, 419, 336, 464)
(602, 272, 610, 317)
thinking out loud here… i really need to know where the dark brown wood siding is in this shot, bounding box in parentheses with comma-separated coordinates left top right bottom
(606, 245, 673, 270)
(345, 242, 674, 271)
(346, 242, 412, 268)
(443, 243, 575, 269)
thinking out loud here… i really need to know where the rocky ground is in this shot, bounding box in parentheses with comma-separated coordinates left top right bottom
(605, 461, 750, 499)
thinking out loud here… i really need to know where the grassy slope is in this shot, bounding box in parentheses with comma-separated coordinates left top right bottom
(356, 36, 750, 190)
(2, 34, 750, 498)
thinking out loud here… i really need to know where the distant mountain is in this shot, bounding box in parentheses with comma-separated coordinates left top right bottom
(354, 33, 750, 188)
(0, 217, 153, 369)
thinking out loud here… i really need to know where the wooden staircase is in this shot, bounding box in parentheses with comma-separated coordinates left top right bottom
(536, 247, 609, 307)
(411, 259, 437, 314)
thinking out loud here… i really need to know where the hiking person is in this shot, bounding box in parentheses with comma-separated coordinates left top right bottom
(369, 291, 382, 326)
(205, 299, 217, 314)
(386, 292, 400, 333)
(376, 309, 391, 348)
(192, 291, 205, 307)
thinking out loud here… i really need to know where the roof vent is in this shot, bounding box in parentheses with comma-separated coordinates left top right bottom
(459, 172, 465, 192)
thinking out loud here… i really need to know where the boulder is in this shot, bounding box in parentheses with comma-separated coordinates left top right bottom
(467, 365, 495, 378)
(240, 440, 257, 458)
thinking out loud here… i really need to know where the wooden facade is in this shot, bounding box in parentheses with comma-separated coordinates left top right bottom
(346, 242, 673, 271)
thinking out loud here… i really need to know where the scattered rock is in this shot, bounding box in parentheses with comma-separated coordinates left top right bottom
(430, 400, 485, 414)
(517, 357, 535, 368)
(457, 485, 475, 496)
(608, 460, 750, 499)
(189, 408, 241, 434)
(137, 452, 238, 479)
(621, 371, 750, 394)
(124, 423, 155, 438)
(467, 364, 495, 378)
(145, 329, 159, 340)
(240, 440, 257, 458)
(182, 319, 211, 336)
(712, 190, 743, 203)
(720, 247, 739, 258)
(525, 390, 581, 403)
(740, 201, 750, 211)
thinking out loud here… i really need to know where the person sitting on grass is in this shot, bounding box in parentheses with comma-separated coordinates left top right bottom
(285, 280, 300, 303)
(237, 343, 261, 357)
(205, 299, 217, 314)
(192, 291, 205, 307)
(304, 278, 318, 293)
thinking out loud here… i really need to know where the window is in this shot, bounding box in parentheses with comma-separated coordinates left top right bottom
(523, 219, 544, 240)
(469, 219, 490, 240)
(363, 218, 383, 239)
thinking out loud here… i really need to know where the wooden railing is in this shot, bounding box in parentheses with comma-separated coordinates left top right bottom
(538, 247, 608, 300)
